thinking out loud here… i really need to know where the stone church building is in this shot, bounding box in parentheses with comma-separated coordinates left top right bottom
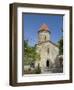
(35, 24, 59, 73)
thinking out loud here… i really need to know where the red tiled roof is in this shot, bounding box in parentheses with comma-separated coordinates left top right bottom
(40, 24, 49, 30)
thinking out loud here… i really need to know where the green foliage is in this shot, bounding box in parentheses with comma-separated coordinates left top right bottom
(24, 40, 40, 65)
(58, 38, 63, 55)
(24, 66, 41, 74)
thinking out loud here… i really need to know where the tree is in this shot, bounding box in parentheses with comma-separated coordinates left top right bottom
(24, 40, 40, 65)
(58, 28, 63, 55)
(58, 38, 63, 55)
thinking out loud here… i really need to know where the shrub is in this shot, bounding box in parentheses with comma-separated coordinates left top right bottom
(35, 64, 41, 74)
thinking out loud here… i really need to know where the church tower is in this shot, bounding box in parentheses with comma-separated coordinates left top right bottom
(35, 23, 59, 73)
(38, 24, 51, 43)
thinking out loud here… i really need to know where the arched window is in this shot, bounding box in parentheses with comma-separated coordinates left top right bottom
(44, 36, 46, 41)
(47, 48, 49, 54)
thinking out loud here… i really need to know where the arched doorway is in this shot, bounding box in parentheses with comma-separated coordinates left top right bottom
(46, 60, 49, 67)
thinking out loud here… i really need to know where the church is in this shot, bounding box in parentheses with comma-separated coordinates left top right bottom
(35, 24, 59, 73)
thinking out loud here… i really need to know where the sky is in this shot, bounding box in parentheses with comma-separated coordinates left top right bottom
(23, 13, 63, 46)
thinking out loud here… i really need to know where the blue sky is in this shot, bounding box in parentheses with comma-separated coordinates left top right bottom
(23, 13, 63, 46)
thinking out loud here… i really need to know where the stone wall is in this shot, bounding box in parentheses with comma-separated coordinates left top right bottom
(35, 41, 59, 72)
